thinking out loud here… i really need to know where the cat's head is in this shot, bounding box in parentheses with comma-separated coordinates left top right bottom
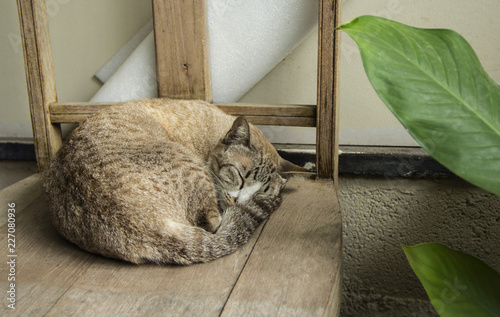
(208, 116, 305, 209)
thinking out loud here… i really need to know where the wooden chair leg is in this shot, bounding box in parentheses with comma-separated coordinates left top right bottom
(17, 0, 62, 171)
(316, 0, 341, 181)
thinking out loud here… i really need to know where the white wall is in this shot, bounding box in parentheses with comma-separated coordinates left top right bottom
(241, 0, 500, 145)
(1, 1, 33, 139)
(1, 0, 499, 145)
(0, 0, 152, 139)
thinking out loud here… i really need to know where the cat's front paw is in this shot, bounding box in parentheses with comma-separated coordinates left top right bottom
(252, 173, 286, 214)
(253, 193, 283, 214)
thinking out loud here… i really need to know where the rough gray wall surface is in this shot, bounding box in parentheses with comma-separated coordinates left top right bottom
(338, 175, 500, 316)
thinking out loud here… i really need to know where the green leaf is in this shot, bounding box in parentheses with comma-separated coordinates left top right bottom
(403, 243, 500, 316)
(339, 16, 500, 196)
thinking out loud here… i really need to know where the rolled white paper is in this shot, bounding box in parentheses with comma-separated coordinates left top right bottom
(94, 19, 153, 84)
(91, 0, 318, 103)
(91, 32, 157, 102)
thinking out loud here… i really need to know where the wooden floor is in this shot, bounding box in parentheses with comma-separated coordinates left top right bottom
(0, 175, 341, 316)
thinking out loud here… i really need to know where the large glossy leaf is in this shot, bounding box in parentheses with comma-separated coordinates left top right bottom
(339, 16, 500, 196)
(403, 243, 500, 316)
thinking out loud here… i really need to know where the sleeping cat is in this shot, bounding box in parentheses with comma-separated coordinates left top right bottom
(44, 98, 303, 265)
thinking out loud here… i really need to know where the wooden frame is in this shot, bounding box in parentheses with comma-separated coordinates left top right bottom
(17, 0, 341, 180)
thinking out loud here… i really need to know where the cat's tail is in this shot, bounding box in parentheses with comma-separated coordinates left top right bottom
(145, 201, 274, 265)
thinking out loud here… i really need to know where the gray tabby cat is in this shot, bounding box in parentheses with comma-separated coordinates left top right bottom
(44, 98, 303, 265)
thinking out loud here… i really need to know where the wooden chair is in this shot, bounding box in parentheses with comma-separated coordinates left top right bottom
(2, 0, 342, 315)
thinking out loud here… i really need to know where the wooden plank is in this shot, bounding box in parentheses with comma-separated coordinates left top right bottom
(17, 0, 62, 171)
(0, 178, 340, 316)
(216, 103, 316, 118)
(221, 178, 342, 316)
(43, 223, 265, 316)
(49, 102, 316, 126)
(49, 102, 111, 122)
(316, 0, 341, 180)
(0, 174, 42, 226)
(153, 0, 212, 101)
(0, 194, 96, 316)
(238, 116, 314, 127)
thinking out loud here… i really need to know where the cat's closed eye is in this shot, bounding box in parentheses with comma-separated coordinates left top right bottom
(219, 165, 243, 189)
(244, 169, 252, 179)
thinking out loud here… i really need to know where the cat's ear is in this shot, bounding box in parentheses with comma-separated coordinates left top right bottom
(223, 116, 251, 147)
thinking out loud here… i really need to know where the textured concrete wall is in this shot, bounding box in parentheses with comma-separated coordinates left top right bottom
(338, 175, 500, 316)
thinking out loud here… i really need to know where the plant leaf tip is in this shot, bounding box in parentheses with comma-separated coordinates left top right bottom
(338, 16, 360, 30)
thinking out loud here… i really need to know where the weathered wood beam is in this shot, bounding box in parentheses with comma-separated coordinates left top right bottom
(152, 0, 212, 101)
(50, 102, 316, 127)
(316, 0, 341, 180)
(17, 0, 62, 171)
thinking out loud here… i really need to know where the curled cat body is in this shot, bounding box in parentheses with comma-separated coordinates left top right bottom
(44, 98, 303, 265)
